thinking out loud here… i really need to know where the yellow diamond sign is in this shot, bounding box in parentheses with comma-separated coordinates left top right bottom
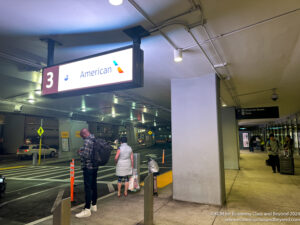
(148, 130, 153, 135)
(37, 127, 44, 136)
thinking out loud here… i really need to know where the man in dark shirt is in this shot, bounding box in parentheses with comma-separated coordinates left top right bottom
(76, 128, 98, 218)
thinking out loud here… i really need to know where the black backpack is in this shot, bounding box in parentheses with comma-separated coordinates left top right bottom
(92, 138, 113, 166)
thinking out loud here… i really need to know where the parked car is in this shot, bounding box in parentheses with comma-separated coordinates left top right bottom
(0, 175, 6, 198)
(17, 144, 57, 159)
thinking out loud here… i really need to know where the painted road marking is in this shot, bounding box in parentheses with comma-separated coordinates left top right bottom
(25, 192, 117, 225)
(107, 183, 115, 192)
(0, 183, 69, 208)
(5, 181, 51, 194)
(2, 166, 61, 176)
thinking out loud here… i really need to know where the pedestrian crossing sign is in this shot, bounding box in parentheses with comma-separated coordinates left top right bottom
(37, 127, 44, 136)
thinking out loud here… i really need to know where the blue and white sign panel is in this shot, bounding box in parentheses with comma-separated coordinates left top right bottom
(42, 45, 143, 97)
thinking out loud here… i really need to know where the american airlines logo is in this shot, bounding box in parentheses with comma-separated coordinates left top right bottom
(113, 60, 124, 73)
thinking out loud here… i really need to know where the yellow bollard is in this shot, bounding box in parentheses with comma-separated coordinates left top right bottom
(162, 149, 165, 164)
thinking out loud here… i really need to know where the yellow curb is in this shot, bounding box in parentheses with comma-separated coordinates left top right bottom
(0, 165, 27, 171)
(140, 171, 173, 188)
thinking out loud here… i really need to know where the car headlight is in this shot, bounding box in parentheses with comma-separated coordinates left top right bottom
(0, 178, 4, 183)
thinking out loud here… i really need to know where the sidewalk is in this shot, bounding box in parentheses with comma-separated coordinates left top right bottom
(29, 151, 300, 225)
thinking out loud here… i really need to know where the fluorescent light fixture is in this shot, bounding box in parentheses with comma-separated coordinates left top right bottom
(154, 121, 157, 127)
(143, 106, 147, 113)
(113, 96, 118, 104)
(81, 107, 86, 112)
(130, 111, 133, 121)
(132, 102, 136, 109)
(213, 63, 227, 68)
(174, 49, 183, 62)
(222, 103, 227, 107)
(142, 113, 145, 124)
(109, 0, 123, 6)
(35, 90, 42, 95)
(28, 99, 35, 104)
(112, 106, 116, 118)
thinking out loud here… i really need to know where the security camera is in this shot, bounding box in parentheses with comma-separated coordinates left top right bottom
(271, 93, 278, 101)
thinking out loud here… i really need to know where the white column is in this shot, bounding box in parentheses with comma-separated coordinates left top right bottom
(171, 74, 225, 205)
(221, 107, 240, 169)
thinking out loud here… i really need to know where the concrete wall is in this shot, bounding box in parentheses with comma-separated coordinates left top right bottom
(3, 114, 25, 154)
(221, 107, 239, 170)
(171, 74, 225, 205)
(126, 124, 137, 146)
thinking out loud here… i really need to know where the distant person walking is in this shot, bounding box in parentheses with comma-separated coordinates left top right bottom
(115, 137, 133, 197)
(260, 138, 265, 151)
(249, 136, 255, 152)
(76, 128, 98, 218)
(266, 134, 280, 173)
(284, 135, 294, 157)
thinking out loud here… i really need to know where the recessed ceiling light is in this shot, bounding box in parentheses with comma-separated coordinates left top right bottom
(28, 99, 35, 104)
(35, 90, 42, 95)
(109, 0, 123, 6)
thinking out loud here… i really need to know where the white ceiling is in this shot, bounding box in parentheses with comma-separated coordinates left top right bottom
(0, 0, 299, 127)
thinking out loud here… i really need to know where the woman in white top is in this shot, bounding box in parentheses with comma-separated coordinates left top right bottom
(115, 137, 133, 197)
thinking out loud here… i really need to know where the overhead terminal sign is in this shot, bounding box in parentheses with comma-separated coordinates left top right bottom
(42, 45, 143, 97)
(236, 107, 279, 120)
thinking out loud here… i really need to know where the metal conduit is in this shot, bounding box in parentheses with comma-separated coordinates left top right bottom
(183, 8, 300, 51)
(191, 1, 241, 106)
(128, 0, 177, 49)
(128, 0, 241, 106)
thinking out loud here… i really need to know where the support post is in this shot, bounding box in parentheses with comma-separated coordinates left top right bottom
(51, 190, 70, 225)
(47, 39, 55, 66)
(70, 159, 75, 202)
(144, 173, 153, 225)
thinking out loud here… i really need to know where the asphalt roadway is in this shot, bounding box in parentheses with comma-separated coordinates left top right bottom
(0, 145, 172, 225)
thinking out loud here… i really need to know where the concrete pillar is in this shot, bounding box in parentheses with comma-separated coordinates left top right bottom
(171, 74, 225, 205)
(221, 107, 239, 170)
(126, 124, 137, 146)
(58, 119, 87, 158)
(3, 115, 25, 154)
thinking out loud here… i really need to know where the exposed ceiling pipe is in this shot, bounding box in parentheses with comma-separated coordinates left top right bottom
(236, 88, 275, 97)
(0, 51, 43, 69)
(190, 1, 241, 106)
(128, 0, 177, 49)
(117, 91, 171, 113)
(128, 0, 241, 107)
(128, 1, 221, 76)
(182, 8, 300, 51)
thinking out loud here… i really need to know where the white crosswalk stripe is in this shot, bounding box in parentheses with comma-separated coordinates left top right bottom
(3, 164, 150, 184)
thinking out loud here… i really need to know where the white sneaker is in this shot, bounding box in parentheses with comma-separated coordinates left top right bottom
(75, 208, 91, 218)
(91, 204, 97, 212)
